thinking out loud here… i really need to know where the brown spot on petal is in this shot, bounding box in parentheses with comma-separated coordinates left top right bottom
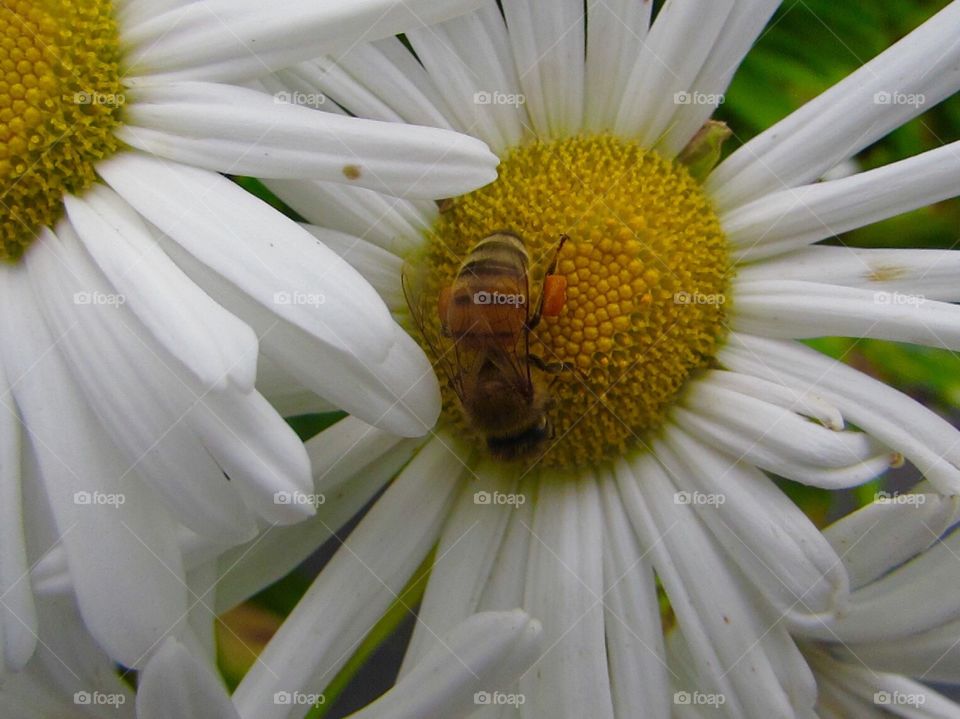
(343, 164, 362, 180)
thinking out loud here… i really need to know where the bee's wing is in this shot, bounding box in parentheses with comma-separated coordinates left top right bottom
(401, 260, 466, 402)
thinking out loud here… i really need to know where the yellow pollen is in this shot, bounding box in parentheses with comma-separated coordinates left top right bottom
(0, 0, 125, 261)
(407, 134, 732, 469)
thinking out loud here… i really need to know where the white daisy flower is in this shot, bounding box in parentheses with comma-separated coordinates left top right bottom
(220, 1, 960, 717)
(0, 0, 498, 674)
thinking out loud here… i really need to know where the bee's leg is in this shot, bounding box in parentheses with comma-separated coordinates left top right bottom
(528, 234, 570, 330)
(528, 353, 574, 375)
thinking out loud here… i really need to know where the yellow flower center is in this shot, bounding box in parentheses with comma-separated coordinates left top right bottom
(407, 134, 732, 469)
(0, 0, 125, 261)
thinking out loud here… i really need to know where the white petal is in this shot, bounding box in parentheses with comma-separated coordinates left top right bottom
(255, 354, 337, 417)
(519, 474, 615, 719)
(841, 616, 960, 683)
(706, 2, 960, 211)
(0, 264, 188, 669)
(348, 611, 540, 719)
(399, 466, 516, 676)
(119, 82, 498, 199)
(65, 184, 258, 392)
(407, 4, 527, 154)
(24, 226, 260, 541)
(598, 471, 670, 719)
(124, 0, 488, 83)
(613, 0, 735, 145)
(719, 333, 960, 493)
(660, 0, 782, 154)
(265, 178, 435, 256)
(738, 246, 960, 303)
(724, 140, 960, 261)
(214, 417, 419, 613)
(232, 437, 463, 719)
(823, 486, 960, 590)
(617, 454, 806, 718)
(137, 638, 240, 719)
(503, 0, 585, 137)
(584, 0, 652, 131)
(733, 279, 960, 349)
(477, 478, 536, 612)
(98, 151, 441, 436)
(658, 426, 850, 623)
(300, 225, 404, 310)
(0, 359, 36, 671)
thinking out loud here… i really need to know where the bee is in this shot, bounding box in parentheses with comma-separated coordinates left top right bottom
(404, 232, 569, 462)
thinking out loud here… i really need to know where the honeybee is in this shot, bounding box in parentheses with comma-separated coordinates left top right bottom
(404, 232, 569, 461)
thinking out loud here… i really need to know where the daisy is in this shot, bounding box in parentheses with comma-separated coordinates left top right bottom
(218, 0, 960, 716)
(0, 0, 500, 674)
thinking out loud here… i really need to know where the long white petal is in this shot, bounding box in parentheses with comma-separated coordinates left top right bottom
(658, 426, 850, 623)
(598, 471, 670, 719)
(98, 151, 441, 436)
(347, 611, 541, 719)
(614, 0, 735, 145)
(733, 279, 960, 349)
(65, 186, 258, 392)
(214, 418, 420, 613)
(477, 477, 536, 612)
(119, 82, 498, 199)
(399, 466, 515, 676)
(0, 262, 187, 669)
(255, 354, 337, 417)
(823, 486, 960, 590)
(123, 0, 487, 83)
(706, 1, 960, 211)
(232, 437, 462, 719)
(841, 615, 960, 684)
(137, 638, 240, 719)
(737, 246, 960, 302)
(724, 140, 960, 261)
(503, 0, 585, 137)
(519, 473, 615, 719)
(584, 0, 652, 130)
(0, 359, 36, 671)
(719, 333, 960, 493)
(660, 0, 782, 154)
